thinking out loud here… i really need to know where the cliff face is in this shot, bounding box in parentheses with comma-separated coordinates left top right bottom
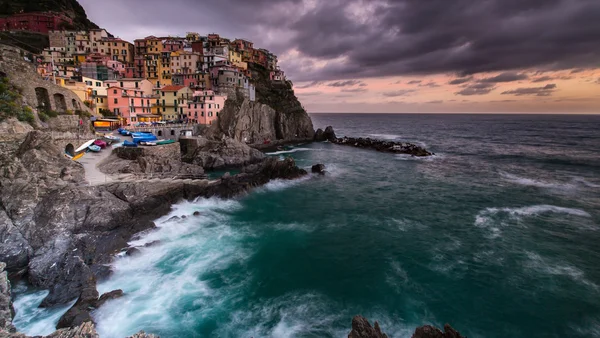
(208, 64, 314, 144)
(0, 0, 99, 30)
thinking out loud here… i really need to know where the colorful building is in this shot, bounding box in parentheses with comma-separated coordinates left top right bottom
(105, 78, 155, 96)
(171, 51, 200, 75)
(107, 87, 157, 125)
(155, 85, 193, 121)
(184, 90, 226, 125)
(83, 76, 110, 115)
(55, 77, 87, 103)
(172, 72, 211, 90)
(100, 38, 134, 64)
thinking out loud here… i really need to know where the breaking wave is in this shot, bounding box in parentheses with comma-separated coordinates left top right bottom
(266, 148, 316, 155)
(474, 205, 592, 238)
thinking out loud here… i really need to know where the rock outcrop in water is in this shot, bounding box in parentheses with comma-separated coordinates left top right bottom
(315, 126, 432, 156)
(347, 316, 465, 338)
(332, 136, 433, 156)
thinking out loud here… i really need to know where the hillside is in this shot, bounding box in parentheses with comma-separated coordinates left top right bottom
(0, 0, 99, 30)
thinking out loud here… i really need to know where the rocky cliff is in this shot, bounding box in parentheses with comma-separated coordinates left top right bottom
(348, 316, 465, 338)
(207, 63, 314, 145)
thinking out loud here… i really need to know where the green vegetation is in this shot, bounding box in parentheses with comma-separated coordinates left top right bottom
(0, 77, 35, 125)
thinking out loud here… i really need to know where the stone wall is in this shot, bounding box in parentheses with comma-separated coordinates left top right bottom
(0, 45, 93, 115)
(128, 124, 207, 140)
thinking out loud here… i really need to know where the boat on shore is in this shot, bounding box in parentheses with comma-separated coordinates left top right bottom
(88, 145, 101, 152)
(103, 135, 121, 144)
(75, 139, 96, 153)
(156, 139, 176, 145)
(123, 140, 138, 147)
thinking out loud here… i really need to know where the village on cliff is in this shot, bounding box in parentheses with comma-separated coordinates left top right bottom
(2, 12, 287, 127)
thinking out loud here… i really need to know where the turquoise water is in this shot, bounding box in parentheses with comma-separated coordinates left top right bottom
(13, 114, 600, 337)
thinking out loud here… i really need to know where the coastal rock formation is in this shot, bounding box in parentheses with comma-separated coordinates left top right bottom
(412, 324, 464, 338)
(180, 136, 265, 170)
(347, 316, 465, 338)
(332, 136, 433, 157)
(311, 164, 326, 174)
(201, 157, 307, 198)
(348, 316, 388, 338)
(98, 142, 206, 179)
(315, 126, 337, 142)
(207, 63, 314, 145)
(0, 262, 16, 334)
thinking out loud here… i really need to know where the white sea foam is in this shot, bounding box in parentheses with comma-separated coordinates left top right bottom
(499, 171, 579, 190)
(259, 175, 312, 192)
(266, 147, 316, 155)
(523, 251, 598, 290)
(367, 133, 401, 140)
(94, 198, 252, 337)
(395, 153, 441, 161)
(474, 204, 592, 238)
(12, 287, 75, 336)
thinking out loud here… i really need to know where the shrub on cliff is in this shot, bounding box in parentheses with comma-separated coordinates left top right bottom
(0, 77, 35, 125)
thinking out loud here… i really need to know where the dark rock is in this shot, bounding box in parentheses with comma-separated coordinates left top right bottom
(143, 241, 161, 248)
(348, 315, 388, 338)
(181, 137, 265, 170)
(57, 289, 123, 330)
(193, 211, 201, 216)
(128, 331, 160, 338)
(314, 128, 325, 141)
(332, 136, 433, 157)
(182, 215, 187, 219)
(96, 289, 124, 308)
(167, 216, 181, 222)
(323, 126, 337, 141)
(412, 324, 465, 338)
(311, 164, 326, 175)
(89, 264, 112, 281)
(0, 262, 17, 333)
(125, 248, 141, 257)
(38, 256, 97, 308)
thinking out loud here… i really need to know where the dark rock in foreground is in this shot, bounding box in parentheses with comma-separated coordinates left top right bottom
(312, 164, 326, 174)
(347, 316, 465, 338)
(333, 136, 433, 157)
(314, 126, 337, 142)
(348, 316, 388, 338)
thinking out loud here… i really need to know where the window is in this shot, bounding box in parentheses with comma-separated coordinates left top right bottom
(171, 130, 175, 136)
(114, 98, 118, 104)
(209, 112, 213, 117)
(135, 82, 138, 88)
(95, 82, 101, 87)
(131, 99, 134, 105)
(201, 112, 204, 117)
(120, 82, 123, 87)
(161, 92, 165, 97)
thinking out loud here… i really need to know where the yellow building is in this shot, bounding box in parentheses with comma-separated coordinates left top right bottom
(156, 85, 193, 121)
(143, 37, 164, 87)
(55, 77, 87, 105)
(158, 51, 172, 88)
(83, 76, 110, 115)
(229, 49, 248, 70)
(100, 38, 134, 64)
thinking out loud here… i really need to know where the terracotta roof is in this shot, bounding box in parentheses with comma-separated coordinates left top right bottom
(161, 85, 186, 92)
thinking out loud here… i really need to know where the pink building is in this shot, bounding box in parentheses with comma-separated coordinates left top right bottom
(163, 38, 184, 52)
(183, 90, 226, 125)
(107, 87, 156, 125)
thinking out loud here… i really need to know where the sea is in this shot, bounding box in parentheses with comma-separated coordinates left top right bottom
(11, 113, 600, 337)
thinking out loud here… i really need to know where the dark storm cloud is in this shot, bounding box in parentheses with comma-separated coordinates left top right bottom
(295, 81, 323, 89)
(382, 89, 418, 97)
(419, 82, 441, 88)
(80, 0, 600, 81)
(455, 83, 496, 96)
(531, 75, 573, 83)
(407, 80, 422, 84)
(448, 77, 472, 85)
(327, 80, 364, 87)
(478, 72, 528, 83)
(501, 84, 557, 96)
(341, 88, 368, 93)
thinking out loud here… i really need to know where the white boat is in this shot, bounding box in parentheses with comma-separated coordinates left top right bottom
(75, 139, 96, 153)
(140, 141, 157, 146)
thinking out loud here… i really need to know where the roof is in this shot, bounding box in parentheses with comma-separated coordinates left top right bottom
(160, 85, 186, 92)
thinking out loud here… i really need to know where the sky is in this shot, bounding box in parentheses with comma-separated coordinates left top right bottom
(79, 0, 600, 113)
